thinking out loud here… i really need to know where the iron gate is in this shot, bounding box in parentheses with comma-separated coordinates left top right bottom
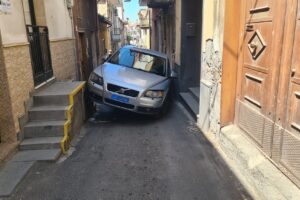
(26, 25, 53, 86)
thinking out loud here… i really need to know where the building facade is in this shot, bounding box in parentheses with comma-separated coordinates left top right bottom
(0, 0, 77, 162)
(138, 8, 151, 49)
(140, 0, 201, 91)
(126, 21, 141, 46)
(98, 15, 112, 60)
(141, 0, 300, 192)
(98, 0, 126, 53)
(201, 0, 300, 191)
(73, 0, 99, 81)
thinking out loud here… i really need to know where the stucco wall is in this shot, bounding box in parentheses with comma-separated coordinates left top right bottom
(198, 0, 225, 135)
(2, 44, 34, 137)
(0, 0, 28, 45)
(44, 0, 73, 40)
(0, 0, 75, 146)
(201, 0, 224, 53)
(0, 37, 17, 144)
(50, 39, 76, 80)
(0, 1, 33, 144)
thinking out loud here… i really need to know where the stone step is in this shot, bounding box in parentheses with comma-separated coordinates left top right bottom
(179, 92, 199, 120)
(33, 94, 70, 106)
(11, 149, 61, 162)
(0, 149, 61, 197)
(20, 137, 62, 151)
(0, 161, 34, 197)
(189, 87, 200, 102)
(33, 81, 85, 106)
(29, 105, 68, 121)
(24, 120, 65, 138)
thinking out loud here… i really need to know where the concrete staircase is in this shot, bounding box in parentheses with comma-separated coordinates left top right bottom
(179, 87, 200, 120)
(19, 82, 84, 161)
(0, 81, 85, 197)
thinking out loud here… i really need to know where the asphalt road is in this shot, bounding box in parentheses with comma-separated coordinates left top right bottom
(6, 102, 251, 200)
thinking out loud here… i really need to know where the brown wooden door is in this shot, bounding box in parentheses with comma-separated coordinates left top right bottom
(272, 0, 300, 187)
(236, 0, 286, 155)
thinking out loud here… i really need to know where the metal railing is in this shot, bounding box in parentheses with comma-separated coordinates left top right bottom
(26, 25, 53, 86)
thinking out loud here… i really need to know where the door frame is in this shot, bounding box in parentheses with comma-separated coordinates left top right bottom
(220, 0, 242, 127)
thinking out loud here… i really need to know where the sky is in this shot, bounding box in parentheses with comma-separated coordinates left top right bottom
(123, 0, 146, 22)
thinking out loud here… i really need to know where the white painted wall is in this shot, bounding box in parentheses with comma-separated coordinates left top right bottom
(0, 0, 73, 45)
(44, 0, 73, 40)
(0, 0, 27, 45)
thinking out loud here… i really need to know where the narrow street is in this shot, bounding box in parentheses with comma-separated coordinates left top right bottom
(6, 103, 251, 200)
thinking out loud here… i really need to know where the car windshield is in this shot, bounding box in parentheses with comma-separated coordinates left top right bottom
(108, 48, 166, 76)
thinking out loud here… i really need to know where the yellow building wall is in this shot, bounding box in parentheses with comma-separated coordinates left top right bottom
(98, 3, 108, 17)
(175, 0, 181, 65)
(201, 0, 224, 52)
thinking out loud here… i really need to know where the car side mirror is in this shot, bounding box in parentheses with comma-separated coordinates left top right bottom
(170, 70, 178, 78)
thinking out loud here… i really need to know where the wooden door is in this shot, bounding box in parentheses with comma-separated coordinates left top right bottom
(236, 0, 286, 155)
(272, 0, 300, 187)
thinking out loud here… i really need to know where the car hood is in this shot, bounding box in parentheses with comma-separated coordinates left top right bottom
(100, 63, 167, 91)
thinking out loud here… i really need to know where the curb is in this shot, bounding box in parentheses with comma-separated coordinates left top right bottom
(201, 124, 300, 200)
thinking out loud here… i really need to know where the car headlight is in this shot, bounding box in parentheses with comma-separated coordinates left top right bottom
(89, 72, 103, 86)
(144, 90, 164, 98)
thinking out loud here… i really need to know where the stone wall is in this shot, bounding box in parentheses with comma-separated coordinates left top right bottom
(200, 39, 222, 135)
(198, 39, 222, 135)
(0, 42, 16, 144)
(198, 0, 224, 135)
(1, 44, 34, 142)
(50, 39, 76, 81)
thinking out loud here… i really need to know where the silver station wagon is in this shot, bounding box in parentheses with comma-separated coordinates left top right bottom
(88, 45, 177, 115)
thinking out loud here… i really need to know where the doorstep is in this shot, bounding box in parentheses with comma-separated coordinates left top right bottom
(217, 125, 300, 200)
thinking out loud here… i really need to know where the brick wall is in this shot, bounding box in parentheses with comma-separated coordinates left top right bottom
(50, 39, 77, 81)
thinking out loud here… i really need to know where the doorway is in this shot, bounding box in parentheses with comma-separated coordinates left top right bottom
(235, 0, 300, 187)
(180, 0, 202, 90)
(26, 0, 53, 86)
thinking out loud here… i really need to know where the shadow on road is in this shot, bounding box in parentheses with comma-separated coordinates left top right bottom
(88, 102, 173, 125)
